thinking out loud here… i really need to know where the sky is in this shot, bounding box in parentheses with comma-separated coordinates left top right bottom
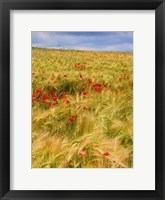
(32, 31, 133, 52)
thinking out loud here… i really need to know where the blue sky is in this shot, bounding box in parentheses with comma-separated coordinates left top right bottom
(32, 32, 133, 52)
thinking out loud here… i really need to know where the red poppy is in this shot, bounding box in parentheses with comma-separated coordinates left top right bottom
(119, 77, 122, 82)
(61, 92, 66, 98)
(79, 150, 87, 157)
(74, 63, 79, 67)
(103, 151, 110, 156)
(41, 95, 46, 99)
(99, 88, 103, 93)
(72, 115, 76, 119)
(83, 107, 91, 111)
(93, 86, 103, 93)
(69, 118, 74, 123)
(53, 97, 59, 101)
(93, 83, 102, 87)
(88, 79, 92, 85)
(47, 103, 51, 108)
(53, 92, 57, 96)
(41, 99, 46, 103)
(32, 100, 36, 104)
(104, 83, 108, 88)
(50, 91, 57, 97)
(36, 89, 43, 93)
(66, 100, 70, 104)
(32, 93, 36, 98)
(82, 91, 88, 96)
(81, 83, 86, 88)
(69, 115, 76, 123)
(44, 94, 51, 99)
(119, 89, 124, 94)
(123, 72, 127, 76)
(53, 103, 57, 106)
(80, 74, 83, 79)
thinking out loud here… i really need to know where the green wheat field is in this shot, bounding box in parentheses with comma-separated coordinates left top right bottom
(32, 47, 133, 168)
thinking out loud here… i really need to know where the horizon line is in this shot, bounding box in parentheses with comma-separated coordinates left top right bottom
(32, 46, 133, 53)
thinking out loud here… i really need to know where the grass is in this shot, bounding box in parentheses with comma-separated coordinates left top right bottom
(32, 48, 133, 168)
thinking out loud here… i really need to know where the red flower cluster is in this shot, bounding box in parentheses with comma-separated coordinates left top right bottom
(69, 115, 76, 123)
(93, 83, 103, 93)
(32, 89, 44, 104)
(49, 89, 57, 97)
(32, 88, 71, 109)
(42, 94, 51, 99)
(74, 63, 87, 69)
(80, 78, 109, 95)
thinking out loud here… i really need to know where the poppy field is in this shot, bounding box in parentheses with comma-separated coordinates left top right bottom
(32, 47, 133, 168)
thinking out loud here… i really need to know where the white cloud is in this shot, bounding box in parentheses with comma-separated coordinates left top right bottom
(32, 32, 133, 52)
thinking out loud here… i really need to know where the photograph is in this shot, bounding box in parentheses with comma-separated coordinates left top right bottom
(1, 0, 165, 198)
(32, 31, 133, 168)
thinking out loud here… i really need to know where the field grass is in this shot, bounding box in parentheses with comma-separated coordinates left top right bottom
(32, 47, 133, 168)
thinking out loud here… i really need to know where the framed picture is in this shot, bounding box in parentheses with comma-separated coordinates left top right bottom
(0, 0, 165, 199)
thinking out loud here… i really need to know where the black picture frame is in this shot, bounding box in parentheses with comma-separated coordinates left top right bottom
(0, 0, 165, 199)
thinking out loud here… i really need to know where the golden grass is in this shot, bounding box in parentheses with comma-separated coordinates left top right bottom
(32, 48, 133, 168)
